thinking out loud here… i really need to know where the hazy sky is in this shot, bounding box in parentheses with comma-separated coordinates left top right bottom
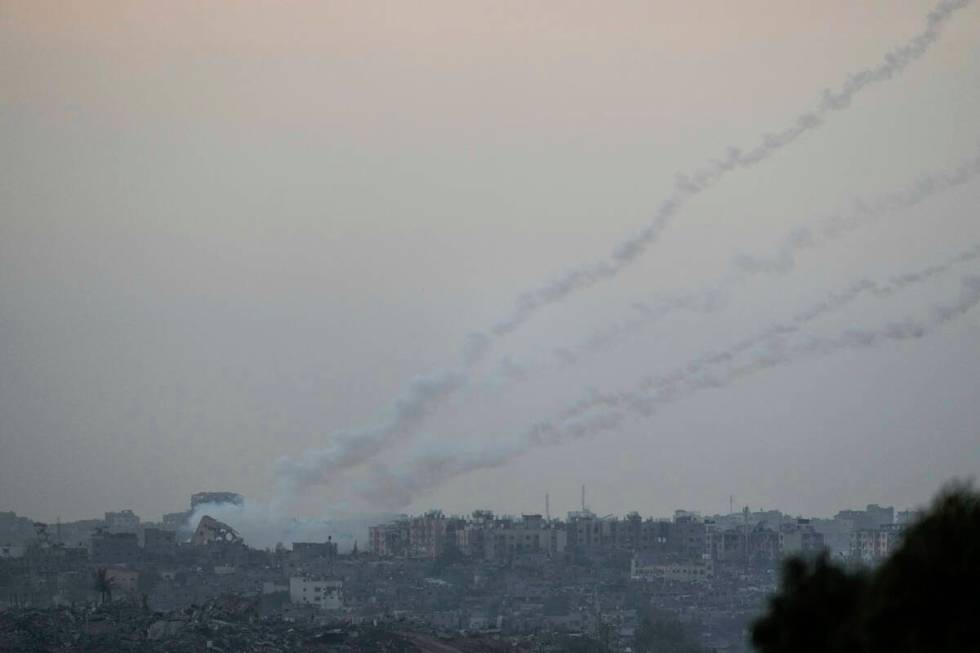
(2, 1, 979, 525)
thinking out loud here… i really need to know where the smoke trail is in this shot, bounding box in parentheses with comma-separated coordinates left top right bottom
(560, 274, 980, 430)
(569, 148, 980, 360)
(492, 0, 972, 336)
(272, 0, 972, 498)
(360, 255, 980, 507)
(557, 246, 980, 424)
(272, 369, 465, 495)
(273, 144, 978, 502)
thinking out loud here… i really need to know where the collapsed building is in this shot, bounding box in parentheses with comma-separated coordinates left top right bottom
(191, 516, 243, 546)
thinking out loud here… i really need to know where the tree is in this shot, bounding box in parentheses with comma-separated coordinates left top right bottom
(93, 567, 113, 604)
(861, 484, 980, 653)
(751, 554, 867, 653)
(752, 483, 980, 653)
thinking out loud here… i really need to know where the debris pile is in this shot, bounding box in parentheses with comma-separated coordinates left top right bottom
(0, 598, 530, 652)
(0, 597, 322, 652)
(191, 516, 244, 546)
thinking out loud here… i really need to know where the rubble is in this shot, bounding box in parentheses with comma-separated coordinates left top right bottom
(0, 596, 532, 652)
(192, 516, 244, 546)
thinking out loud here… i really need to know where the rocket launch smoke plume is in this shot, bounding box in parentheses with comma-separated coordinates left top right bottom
(554, 247, 980, 426)
(273, 369, 465, 494)
(568, 147, 980, 361)
(276, 145, 978, 500)
(491, 0, 972, 336)
(272, 0, 972, 499)
(359, 251, 980, 507)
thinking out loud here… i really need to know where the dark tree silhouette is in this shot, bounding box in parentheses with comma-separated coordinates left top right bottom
(93, 567, 113, 604)
(751, 554, 867, 653)
(752, 483, 980, 653)
(862, 485, 980, 653)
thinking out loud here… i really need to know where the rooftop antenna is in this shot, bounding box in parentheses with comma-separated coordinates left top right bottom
(545, 493, 551, 521)
(581, 484, 586, 512)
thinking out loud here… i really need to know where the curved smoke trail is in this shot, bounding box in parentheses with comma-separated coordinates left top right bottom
(360, 252, 980, 507)
(561, 147, 980, 362)
(272, 0, 973, 498)
(491, 0, 973, 336)
(273, 369, 466, 494)
(554, 247, 980, 424)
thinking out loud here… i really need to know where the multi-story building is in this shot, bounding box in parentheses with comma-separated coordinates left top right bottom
(640, 519, 672, 551)
(369, 520, 409, 557)
(779, 520, 826, 556)
(707, 523, 746, 563)
(810, 517, 854, 558)
(668, 512, 707, 559)
(90, 531, 140, 563)
(289, 576, 343, 610)
(143, 528, 176, 557)
(630, 551, 713, 583)
(850, 524, 902, 563)
(896, 509, 923, 526)
(835, 504, 894, 531)
(291, 541, 338, 562)
(565, 510, 601, 555)
(104, 510, 140, 535)
(477, 514, 567, 560)
(162, 511, 192, 532)
(747, 524, 781, 563)
(408, 511, 448, 558)
(369, 512, 458, 559)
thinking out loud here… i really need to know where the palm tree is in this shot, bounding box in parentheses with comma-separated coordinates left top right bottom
(93, 568, 113, 604)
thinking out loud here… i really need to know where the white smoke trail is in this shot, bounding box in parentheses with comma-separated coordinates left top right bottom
(491, 0, 973, 336)
(272, 0, 972, 498)
(568, 148, 980, 361)
(576, 270, 980, 431)
(272, 369, 465, 495)
(360, 255, 980, 507)
(555, 247, 980, 424)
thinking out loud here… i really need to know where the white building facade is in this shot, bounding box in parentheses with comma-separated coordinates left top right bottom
(289, 576, 343, 610)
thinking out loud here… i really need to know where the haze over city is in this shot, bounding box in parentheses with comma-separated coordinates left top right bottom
(2, 0, 979, 529)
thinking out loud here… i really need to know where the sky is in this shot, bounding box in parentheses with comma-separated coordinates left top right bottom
(1, 1, 979, 527)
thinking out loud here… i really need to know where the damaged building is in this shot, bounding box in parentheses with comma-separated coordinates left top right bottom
(191, 516, 244, 546)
